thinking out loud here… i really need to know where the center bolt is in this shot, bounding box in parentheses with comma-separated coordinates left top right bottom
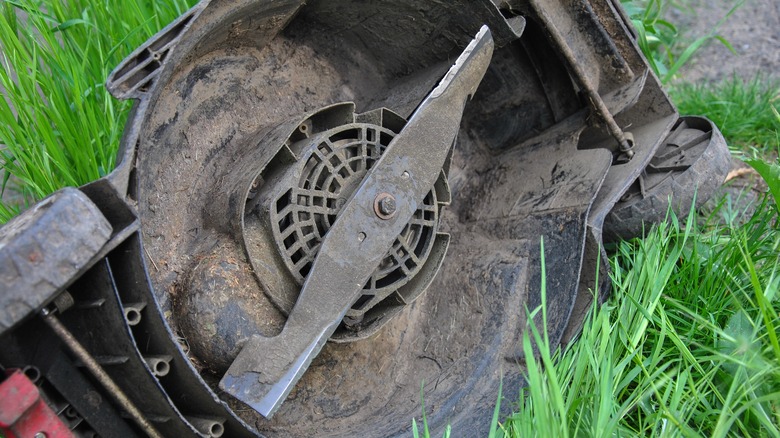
(374, 193, 397, 220)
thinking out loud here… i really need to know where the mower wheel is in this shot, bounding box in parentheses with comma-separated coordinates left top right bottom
(603, 116, 731, 242)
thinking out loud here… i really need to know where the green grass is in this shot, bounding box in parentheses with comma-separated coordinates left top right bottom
(499, 203, 780, 437)
(0, 0, 196, 221)
(672, 76, 780, 152)
(620, 0, 740, 84)
(492, 4, 780, 432)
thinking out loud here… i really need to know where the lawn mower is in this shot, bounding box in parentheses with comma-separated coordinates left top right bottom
(0, 0, 729, 436)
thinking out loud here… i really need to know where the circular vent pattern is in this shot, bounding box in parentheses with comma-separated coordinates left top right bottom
(270, 124, 439, 315)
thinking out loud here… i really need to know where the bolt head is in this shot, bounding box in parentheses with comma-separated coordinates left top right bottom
(374, 193, 397, 219)
(379, 197, 396, 215)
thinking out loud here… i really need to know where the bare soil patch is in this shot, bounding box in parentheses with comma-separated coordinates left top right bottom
(672, 0, 780, 84)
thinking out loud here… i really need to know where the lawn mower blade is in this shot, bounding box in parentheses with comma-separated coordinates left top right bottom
(219, 25, 494, 418)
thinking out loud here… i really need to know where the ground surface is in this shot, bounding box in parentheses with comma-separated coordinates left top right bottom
(672, 0, 780, 84)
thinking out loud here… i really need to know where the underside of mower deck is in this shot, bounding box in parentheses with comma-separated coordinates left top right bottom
(0, 0, 730, 437)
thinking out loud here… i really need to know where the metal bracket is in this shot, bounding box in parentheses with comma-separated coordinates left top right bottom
(529, 0, 636, 159)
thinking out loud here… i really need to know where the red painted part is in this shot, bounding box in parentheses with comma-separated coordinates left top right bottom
(0, 369, 75, 438)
